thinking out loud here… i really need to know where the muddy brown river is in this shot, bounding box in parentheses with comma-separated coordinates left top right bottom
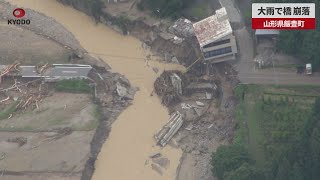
(9, 0, 183, 179)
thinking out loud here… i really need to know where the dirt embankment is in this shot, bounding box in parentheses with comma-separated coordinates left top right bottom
(81, 67, 137, 180)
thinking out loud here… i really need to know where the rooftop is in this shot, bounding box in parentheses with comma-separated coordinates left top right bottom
(255, 29, 280, 36)
(193, 7, 232, 47)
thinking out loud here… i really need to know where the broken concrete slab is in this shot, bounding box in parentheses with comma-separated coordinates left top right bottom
(170, 73, 182, 95)
(152, 157, 170, 169)
(172, 36, 184, 44)
(205, 92, 213, 100)
(116, 82, 135, 100)
(171, 56, 180, 64)
(181, 103, 192, 110)
(193, 107, 202, 116)
(159, 32, 175, 40)
(151, 163, 163, 175)
(185, 123, 194, 131)
(196, 101, 205, 107)
(116, 82, 127, 97)
(152, 67, 159, 74)
(149, 152, 162, 159)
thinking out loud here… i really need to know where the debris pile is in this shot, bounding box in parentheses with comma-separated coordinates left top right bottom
(154, 111, 184, 147)
(89, 66, 137, 108)
(0, 62, 21, 83)
(168, 18, 195, 38)
(0, 76, 50, 119)
(35, 63, 51, 74)
(184, 80, 218, 100)
(154, 71, 188, 106)
(254, 48, 275, 68)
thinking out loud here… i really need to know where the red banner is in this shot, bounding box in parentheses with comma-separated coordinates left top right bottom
(252, 18, 316, 29)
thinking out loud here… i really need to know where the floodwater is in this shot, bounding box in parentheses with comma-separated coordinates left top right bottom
(9, 0, 183, 179)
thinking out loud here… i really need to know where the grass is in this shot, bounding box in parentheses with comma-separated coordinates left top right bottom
(246, 100, 265, 165)
(0, 102, 19, 120)
(55, 79, 92, 93)
(234, 84, 318, 167)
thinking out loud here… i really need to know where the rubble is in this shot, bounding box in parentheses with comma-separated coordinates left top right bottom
(171, 56, 180, 64)
(115, 82, 135, 100)
(181, 103, 192, 110)
(193, 107, 203, 116)
(185, 123, 194, 131)
(152, 157, 170, 169)
(0, 62, 21, 83)
(196, 101, 205, 107)
(254, 48, 275, 68)
(170, 73, 182, 95)
(149, 153, 162, 159)
(154, 71, 186, 106)
(151, 163, 163, 175)
(168, 18, 195, 38)
(172, 36, 184, 44)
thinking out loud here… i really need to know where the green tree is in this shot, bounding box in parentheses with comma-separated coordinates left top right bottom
(223, 163, 264, 180)
(211, 145, 252, 180)
(289, 163, 304, 180)
(142, 0, 195, 18)
(275, 157, 291, 180)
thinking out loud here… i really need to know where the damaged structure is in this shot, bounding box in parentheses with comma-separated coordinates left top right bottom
(193, 7, 237, 63)
(0, 64, 92, 81)
(155, 111, 184, 147)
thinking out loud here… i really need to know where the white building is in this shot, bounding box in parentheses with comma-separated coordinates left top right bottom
(193, 7, 237, 63)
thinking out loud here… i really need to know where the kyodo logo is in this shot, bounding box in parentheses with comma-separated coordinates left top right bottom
(8, 8, 31, 25)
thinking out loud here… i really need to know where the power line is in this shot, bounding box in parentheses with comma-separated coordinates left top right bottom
(86, 51, 157, 61)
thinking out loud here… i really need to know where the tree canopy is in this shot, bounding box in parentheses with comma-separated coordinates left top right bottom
(211, 97, 320, 180)
(138, 0, 195, 18)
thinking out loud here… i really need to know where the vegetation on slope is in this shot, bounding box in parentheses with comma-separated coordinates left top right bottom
(0, 102, 18, 120)
(137, 0, 196, 18)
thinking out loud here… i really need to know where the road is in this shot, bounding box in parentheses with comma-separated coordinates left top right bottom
(219, 0, 320, 85)
(231, 13, 320, 85)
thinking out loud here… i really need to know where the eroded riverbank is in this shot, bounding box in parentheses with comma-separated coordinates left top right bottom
(8, 0, 184, 179)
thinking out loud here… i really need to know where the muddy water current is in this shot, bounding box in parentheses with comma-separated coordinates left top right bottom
(9, 0, 184, 179)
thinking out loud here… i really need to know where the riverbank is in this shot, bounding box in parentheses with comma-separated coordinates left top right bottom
(7, 0, 186, 180)
(1, 2, 137, 180)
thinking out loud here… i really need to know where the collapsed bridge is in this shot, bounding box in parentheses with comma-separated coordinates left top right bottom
(0, 63, 92, 82)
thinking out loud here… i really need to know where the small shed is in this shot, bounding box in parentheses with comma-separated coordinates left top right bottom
(255, 29, 280, 43)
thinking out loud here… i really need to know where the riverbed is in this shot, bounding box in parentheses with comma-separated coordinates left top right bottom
(8, 0, 184, 179)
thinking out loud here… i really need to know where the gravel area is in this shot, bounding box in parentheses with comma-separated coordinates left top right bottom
(0, 1, 85, 53)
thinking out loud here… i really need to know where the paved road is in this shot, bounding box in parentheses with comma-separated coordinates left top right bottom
(220, 0, 320, 86)
(233, 25, 320, 85)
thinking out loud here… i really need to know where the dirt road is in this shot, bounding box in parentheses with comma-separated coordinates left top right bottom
(8, 0, 184, 180)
